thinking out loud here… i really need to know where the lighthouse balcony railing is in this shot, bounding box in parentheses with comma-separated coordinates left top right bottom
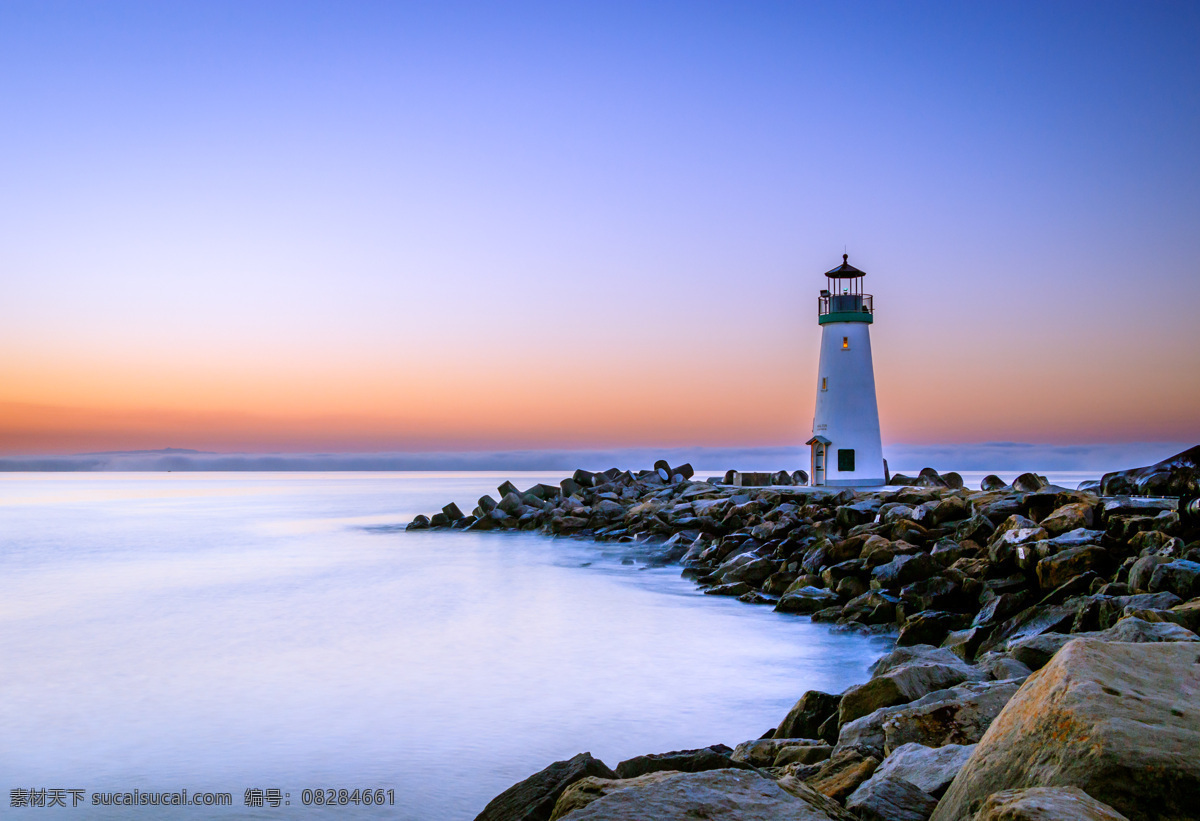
(818, 293, 873, 324)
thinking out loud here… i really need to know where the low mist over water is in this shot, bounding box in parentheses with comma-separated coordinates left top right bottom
(1, 472, 891, 819)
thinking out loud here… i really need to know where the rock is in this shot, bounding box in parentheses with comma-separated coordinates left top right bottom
(838, 655, 972, 726)
(806, 747, 881, 801)
(1099, 444, 1200, 497)
(1101, 615, 1198, 643)
(705, 582, 754, 597)
(897, 611, 969, 647)
(777, 691, 843, 740)
(940, 626, 991, 663)
(1012, 472, 1047, 492)
(839, 590, 899, 625)
(615, 745, 744, 779)
(981, 474, 1007, 491)
(845, 775, 938, 821)
(838, 501, 882, 529)
(549, 772, 680, 821)
(560, 768, 848, 821)
(775, 586, 840, 614)
(1169, 598, 1200, 633)
(973, 786, 1131, 821)
(930, 639, 1200, 821)
(474, 752, 617, 821)
(1035, 546, 1109, 590)
(1038, 502, 1095, 536)
(1148, 559, 1200, 599)
(880, 677, 1023, 753)
(1128, 554, 1173, 593)
(571, 469, 595, 488)
(869, 742, 974, 797)
(976, 653, 1033, 682)
(718, 553, 778, 585)
(872, 554, 940, 589)
(775, 743, 833, 767)
(732, 738, 828, 767)
(406, 514, 430, 530)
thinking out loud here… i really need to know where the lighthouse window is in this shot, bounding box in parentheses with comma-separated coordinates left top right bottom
(838, 449, 855, 472)
(842, 337, 849, 350)
(821, 377, 827, 391)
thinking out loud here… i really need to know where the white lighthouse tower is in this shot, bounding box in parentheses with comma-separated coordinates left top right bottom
(807, 254, 885, 487)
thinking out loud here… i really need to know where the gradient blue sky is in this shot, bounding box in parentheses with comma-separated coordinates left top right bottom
(2, 1, 1198, 463)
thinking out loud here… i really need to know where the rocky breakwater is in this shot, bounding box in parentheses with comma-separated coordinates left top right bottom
(409, 454, 1200, 820)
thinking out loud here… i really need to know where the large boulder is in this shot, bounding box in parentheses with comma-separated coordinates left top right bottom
(475, 752, 617, 821)
(559, 768, 848, 820)
(845, 775, 938, 821)
(974, 787, 1131, 821)
(930, 639, 1200, 821)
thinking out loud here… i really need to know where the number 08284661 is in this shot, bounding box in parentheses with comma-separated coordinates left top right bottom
(300, 789, 394, 806)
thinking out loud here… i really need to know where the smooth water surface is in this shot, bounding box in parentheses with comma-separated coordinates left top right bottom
(0, 473, 891, 819)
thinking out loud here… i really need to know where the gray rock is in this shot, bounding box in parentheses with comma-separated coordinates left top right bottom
(775, 586, 840, 614)
(717, 552, 778, 585)
(973, 786, 1131, 821)
(881, 678, 1023, 754)
(1035, 546, 1109, 590)
(731, 738, 827, 768)
(869, 742, 974, 797)
(474, 752, 617, 821)
(615, 746, 744, 779)
(549, 772, 680, 821)
(838, 659, 971, 726)
(930, 639, 1200, 821)
(562, 768, 847, 821)
(777, 690, 842, 741)
(774, 743, 833, 767)
(1038, 502, 1095, 536)
(845, 775, 938, 821)
(805, 747, 881, 802)
(897, 611, 969, 647)
(980, 474, 1007, 491)
(872, 554, 940, 589)
(1128, 554, 1172, 593)
(1148, 559, 1200, 599)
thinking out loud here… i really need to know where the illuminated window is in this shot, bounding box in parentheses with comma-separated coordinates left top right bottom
(838, 449, 855, 472)
(842, 336, 849, 350)
(821, 377, 827, 391)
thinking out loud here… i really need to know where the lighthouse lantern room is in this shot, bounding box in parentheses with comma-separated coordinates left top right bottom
(807, 254, 885, 487)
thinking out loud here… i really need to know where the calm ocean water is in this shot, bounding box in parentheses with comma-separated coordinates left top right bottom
(0, 472, 903, 820)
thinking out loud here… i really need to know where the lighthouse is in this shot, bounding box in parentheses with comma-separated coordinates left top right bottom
(807, 254, 885, 487)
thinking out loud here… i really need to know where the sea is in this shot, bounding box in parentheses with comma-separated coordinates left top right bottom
(0, 470, 1096, 819)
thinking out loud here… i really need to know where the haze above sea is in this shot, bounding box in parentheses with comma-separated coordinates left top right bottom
(0, 470, 1097, 819)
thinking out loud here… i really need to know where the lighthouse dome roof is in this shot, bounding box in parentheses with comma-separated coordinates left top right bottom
(825, 254, 866, 278)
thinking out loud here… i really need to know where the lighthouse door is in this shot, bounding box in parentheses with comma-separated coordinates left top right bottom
(807, 435, 831, 487)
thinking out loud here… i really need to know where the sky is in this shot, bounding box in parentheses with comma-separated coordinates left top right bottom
(1, 1, 1198, 470)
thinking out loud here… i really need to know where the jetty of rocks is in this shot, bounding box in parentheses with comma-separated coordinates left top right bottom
(409, 448, 1200, 821)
